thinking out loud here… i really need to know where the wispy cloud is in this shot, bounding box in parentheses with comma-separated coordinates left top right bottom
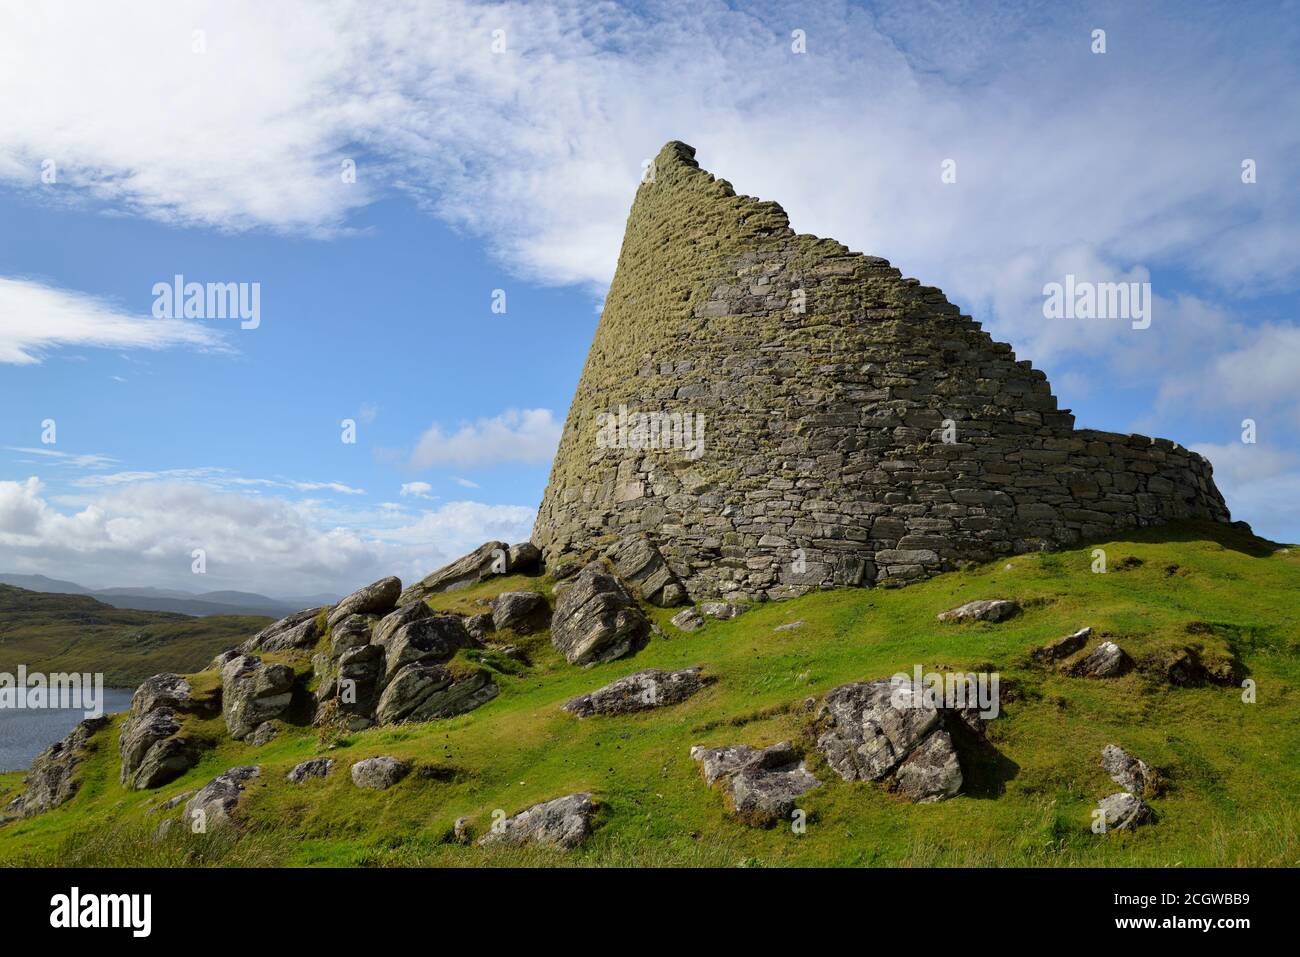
(0, 277, 225, 365)
(399, 481, 436, 499)
(5, 447, 118, 469)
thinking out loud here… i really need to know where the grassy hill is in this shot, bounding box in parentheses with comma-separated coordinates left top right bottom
(1, 522, 1297, 867)
(0, 585, 271, 687)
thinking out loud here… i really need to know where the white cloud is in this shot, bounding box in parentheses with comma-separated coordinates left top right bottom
(410, 408, 561, 469)
(453, 477, 480, 489)
(0, 476, 535, 595)
(0, 277, 224, 365)
(5, 447, 117, 469)
(65, 467, 365, 496)
(399, 481, 435, 499)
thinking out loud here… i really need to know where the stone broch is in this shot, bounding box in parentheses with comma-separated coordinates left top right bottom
(532, 141, 1231, 602)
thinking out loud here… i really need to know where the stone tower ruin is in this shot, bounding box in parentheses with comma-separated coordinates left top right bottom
(532, 141, 1231, 603)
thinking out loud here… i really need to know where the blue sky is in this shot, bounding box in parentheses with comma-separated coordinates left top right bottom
(1, 0, 1297, 595)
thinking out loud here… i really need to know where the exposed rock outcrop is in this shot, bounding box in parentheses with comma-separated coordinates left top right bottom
(490, 591, 550, 634)
(813, 675, 976, 803)
(1069, 640, 1131, 678)
(605, 535, 684, 607)
(287, 758, 334, 783)
(398, 541, 509, 605)
(670, 607, 705, 632)
(937, 599, 1019, 623)
(1101, 744, 1154, 796)
(328, 576, 401, 628)
(563, 667, 708, 717)
(5, 716, 109, 818)
(241, 607, 323, 653)
(550, 562, 651, 665)
(221, 655, 296, 740)
(375, 664, 498, 724)
(691, 741, 819, 827)
(350, 756, 410, 790)
(1032, 626, 1091, 662)
(1096, 791, 1154, 832)
(119, 673, 202, 790)
(478, 792, 595, 849)
(184, 765, 260, 833)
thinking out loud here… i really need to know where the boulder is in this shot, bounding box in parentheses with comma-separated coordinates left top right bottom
(398, 541, 509, 605)
(893, 730, 962, 803)
(1096, 791, 1154, 832)
(692, 741, 819, 827)
(670, 607, 704, 632)
(507, 541, 542, 573)
(207, 649, 242, 672)
(374, 613, 473, 685)
(1069, 640, 1130, 678)
(464, 612, 495, 641)
(937, 599, 1019, 623)
(1031, 626, 1091, 662)
(243, 607, 323, 653)
(328, 576, 401, 628)
(478, 792, 595, 849)
(563, 667, 708, 717)
(330, 614, 373, 659)
(350, 756, 410, 790)
(1101, 744, 1154, 796)
(452, 816, 473, 844)
(249, 721, 279, 746)
(335, 643, 384, 728)
(183, 765, 260, 832)
(700, 601, 749, 620)
(605, 535, 683, 607)
(286, 758, 334, 783)
(119, 673, 203, 790)
(120, 709, 196, 790)
(375, 664, 498, 724)
(550, 562, 651, 666)
(490, 591, 551, 634)
(221, 655, 296, 740)
(4, 716, 109, 818)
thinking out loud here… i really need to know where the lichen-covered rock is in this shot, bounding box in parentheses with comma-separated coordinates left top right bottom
(399, 541, 509, 606)
(221, 655, 296, 740)
(490, 591, 550, 634)
(249, 721, 279, 746)
(330, 614, 373, 659)
(184, 765, 260, 832)
(1101, 744, 1154, 796)
(286, 758, 334, 783)
(937, 599, 1019, 623)
(563, 667, 707, 717)
(371, 602, 428, 647)
(334, 643, 384, 729)
(120, 709, 196, 790)
(894, 729, 962, 803)
(1032, 626, 1091, 662)
(464, 612, 495, 641)
(670, 607, 704, 632)
(605, 535, 683, 607)
(551, 562, 651, 665)
(477, 792, 595, 849)
(119, 673, 203, 790)
(1096, 791, 1154, 832)
(374, 613, 472, 685)
(4, 716, 109, 818)
(1070, 640, 1130, 678)
(374, 664, 498, 724)
(700, 601, 749, 620)
(691, 741, 819, 827)
(328, 576, 401, 628)
(350, 756, 410, 790)
(242, 606, 323, 653)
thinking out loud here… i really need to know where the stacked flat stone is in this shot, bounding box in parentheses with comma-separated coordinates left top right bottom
(533, 141, 1232, 602)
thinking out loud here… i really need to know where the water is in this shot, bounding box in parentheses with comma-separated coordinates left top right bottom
(0, 688, 134, 772)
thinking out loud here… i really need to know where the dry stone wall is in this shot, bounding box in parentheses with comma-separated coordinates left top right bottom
(533, 142, 1230, 602)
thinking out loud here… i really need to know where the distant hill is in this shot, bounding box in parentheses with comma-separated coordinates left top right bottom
(0, 574, 330, 618)
(0, 585, 270, 686)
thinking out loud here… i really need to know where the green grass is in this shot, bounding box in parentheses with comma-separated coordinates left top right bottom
(0, 585, 270, 687)
(2, 521, 1297, 867)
